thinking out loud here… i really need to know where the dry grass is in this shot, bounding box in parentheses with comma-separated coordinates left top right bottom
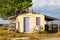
(2, 32, 60, 40)
(0, 28, 60, 40)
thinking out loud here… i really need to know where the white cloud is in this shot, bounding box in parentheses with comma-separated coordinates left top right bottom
(38, 0, 46, 6)
(57, 3, 60, 5)
(32, 0, 35, 2)
(32, 0, 60, 6)
(48, 2, 55, 5)
(31, 0, 60, 12)
(31, 0, 60, 22)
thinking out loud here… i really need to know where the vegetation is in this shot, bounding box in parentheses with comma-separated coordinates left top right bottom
(0, 0, 32, 17)
(0, 28, 8, 36)
(1, 32, 60, 40)
(49, 24, 58, 26)
(0, 24, 3, 26)
(0, 24, 59, 40)
(0, 28, 60, 40)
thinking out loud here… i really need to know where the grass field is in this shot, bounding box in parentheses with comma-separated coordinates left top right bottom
(0, 28, 8, 36)
(0, 28, 60, 40)
(0, 30, 8, 36)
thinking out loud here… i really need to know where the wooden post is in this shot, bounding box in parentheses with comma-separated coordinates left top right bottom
(52, 20, 53, 31)
(58, 24, 59, 32)
(47, 21, 48, 25)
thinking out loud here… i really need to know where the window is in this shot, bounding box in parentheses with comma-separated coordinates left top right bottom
(36, 17, 40, 26)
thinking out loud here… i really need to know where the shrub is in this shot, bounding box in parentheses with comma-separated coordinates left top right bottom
(3, 28, 8, 30)
(0, 24, 3, 26)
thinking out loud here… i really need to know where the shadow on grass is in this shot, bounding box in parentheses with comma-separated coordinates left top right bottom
(47, 30, 58, 34)
(37, 30, 58, 34)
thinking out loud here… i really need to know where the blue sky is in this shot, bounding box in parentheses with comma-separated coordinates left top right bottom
(0, 0, 60, 24)
(30, 0, 60, 24)
(0, 18, 9, 24)
(31, 0, 60, 18)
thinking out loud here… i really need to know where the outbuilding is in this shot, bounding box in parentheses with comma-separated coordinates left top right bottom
(8, 12, 59, 33)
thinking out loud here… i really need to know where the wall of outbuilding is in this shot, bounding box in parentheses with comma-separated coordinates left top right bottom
(16, 12, 45, 33)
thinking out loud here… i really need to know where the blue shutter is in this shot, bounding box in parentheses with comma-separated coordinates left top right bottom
(36, 17, 40, 26)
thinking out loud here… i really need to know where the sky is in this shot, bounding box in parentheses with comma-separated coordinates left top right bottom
(31, 0, 60, 18)
(0, 18, 9, 24)
(30, 0, 60, 24)
(0, 0, 60, 24)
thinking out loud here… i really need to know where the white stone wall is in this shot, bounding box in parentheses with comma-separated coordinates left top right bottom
(16, 12, 45, 33)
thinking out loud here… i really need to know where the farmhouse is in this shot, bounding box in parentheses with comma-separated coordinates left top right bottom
(8, 12, 59, 33)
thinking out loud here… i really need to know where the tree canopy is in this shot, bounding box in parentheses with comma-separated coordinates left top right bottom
(0, 0, 32, 17)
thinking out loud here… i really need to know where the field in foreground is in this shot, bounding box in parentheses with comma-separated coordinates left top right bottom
(0, 28, 60, 40)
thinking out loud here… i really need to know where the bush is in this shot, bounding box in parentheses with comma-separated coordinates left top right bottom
(3, 28, 8, 30)
(45, 24, 49, 31)
(0, 24, 3, 26)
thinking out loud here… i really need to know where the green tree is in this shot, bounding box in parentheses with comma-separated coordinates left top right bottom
(0, 0, 32, 17)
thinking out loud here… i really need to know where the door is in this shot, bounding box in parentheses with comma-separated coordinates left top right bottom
(24, 17, 29, 32)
